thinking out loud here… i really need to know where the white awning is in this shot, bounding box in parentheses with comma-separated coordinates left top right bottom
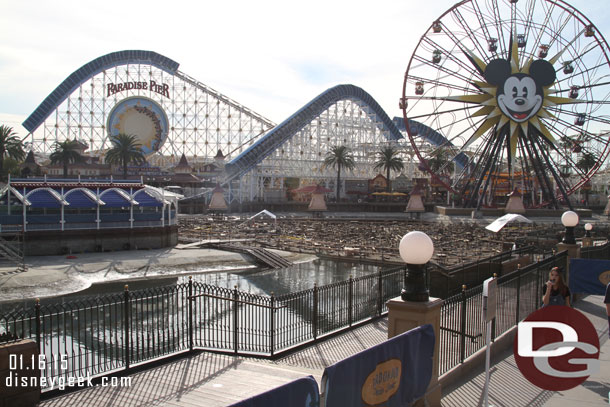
(485, 213, 532, 233)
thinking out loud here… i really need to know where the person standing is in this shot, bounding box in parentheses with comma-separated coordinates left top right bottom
(542, 266, 571, 307)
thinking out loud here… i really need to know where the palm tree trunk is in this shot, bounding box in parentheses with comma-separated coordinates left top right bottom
(63, 163, 68, 178)
(386, 167, 391, 192)
(336, 165, 342, 202)
(123, 160, 128, 178)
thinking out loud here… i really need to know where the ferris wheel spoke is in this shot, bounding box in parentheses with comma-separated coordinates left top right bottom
(487, 0, 509, 57)
(516, 0, 541, 62)
(405, 81, 480, 98)
(449, 7, 490, 60)
(584, 131, 610, 145)
(539, 114, 591, 144)
(545, 109, 610, 132)
(553, 61, 609, 89)
(411, 54, 482, 86)
(460, 128, 501, 203)
(406, 105, 479, 121)
(552, 146, 586, 179)
(532, 130, 574, 205)
(470, 0, 497, 54)
(523, 134, 561, 207)
(420, 36, 488, 78)
(563, 42, 601, 76)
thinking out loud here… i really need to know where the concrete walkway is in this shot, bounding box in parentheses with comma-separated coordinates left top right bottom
(442, 294, 609, 406)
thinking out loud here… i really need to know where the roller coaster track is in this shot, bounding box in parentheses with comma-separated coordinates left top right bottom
(223, 84, 404, 184)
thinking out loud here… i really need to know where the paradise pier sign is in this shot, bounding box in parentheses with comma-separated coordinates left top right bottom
(107, 80, 170, 98)
(107, 97, 170, 155)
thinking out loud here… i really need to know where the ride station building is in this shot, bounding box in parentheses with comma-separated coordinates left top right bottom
(0, 177, 180, 255)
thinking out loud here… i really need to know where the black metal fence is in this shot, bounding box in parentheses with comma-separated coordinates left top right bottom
(438, 249, 569, 375)
(581, 241, 610, 259)
(2, 242, 601, 391)
(428, 245, 541, 298)
(0, 267, 403, 391)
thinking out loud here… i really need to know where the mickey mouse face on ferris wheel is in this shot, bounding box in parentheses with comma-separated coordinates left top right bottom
(484, 59, 556, 123)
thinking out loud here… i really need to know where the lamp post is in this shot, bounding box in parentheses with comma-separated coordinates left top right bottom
(584, 222, 593, 238)
(399, 231, 434, 302)
(582, 222, 594, 248)
(561, 210, 579, 244)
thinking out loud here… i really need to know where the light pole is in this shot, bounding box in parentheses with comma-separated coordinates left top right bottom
(399, 231, 434, 302)
(584, 222, 593, 238)
(561, 210, 579, 245)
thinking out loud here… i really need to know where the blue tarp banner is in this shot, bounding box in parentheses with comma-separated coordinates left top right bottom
(569, 258, 610, 295)
(228, 375, 319, 407)
(322, 324, 435, 407)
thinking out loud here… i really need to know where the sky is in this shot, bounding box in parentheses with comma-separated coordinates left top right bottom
(1, 0, 609, 139)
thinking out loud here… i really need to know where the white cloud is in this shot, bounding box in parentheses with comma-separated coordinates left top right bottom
(0, 0, 607, 128)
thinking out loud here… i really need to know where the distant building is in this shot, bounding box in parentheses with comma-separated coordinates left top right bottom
(43, 140, 112, 177)
(0, 178, 180, 255)
(368, 174, 388, 192)
(20, 151, 42, 177)
(345, 179, 368, 199)
(143, 154, 203, 197)
(392, 173, 412, 193)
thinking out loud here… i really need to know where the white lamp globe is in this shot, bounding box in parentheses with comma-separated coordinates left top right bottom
(399, 231, 434, 265)
(561, 211, 579, 227)
(584, 223, 593, 231)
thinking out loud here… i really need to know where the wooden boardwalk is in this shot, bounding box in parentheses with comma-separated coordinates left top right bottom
(40, 319, 389, 407)
(37, 296, 609, 407)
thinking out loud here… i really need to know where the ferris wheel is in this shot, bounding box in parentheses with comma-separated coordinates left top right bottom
(401, 0, 610, 209)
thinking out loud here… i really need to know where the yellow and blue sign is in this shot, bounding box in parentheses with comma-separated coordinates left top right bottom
(107, 96, 169, 155)
(569, 259, 610, 295)
(322, 324, 434, 407)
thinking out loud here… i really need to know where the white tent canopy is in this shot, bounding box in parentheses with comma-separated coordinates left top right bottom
(239, 210, 277, 226)
(485, 213, 532, 233)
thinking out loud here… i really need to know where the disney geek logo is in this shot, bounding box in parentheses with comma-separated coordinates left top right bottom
(513, 306, 600, 391)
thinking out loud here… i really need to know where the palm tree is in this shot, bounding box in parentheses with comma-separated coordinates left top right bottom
(374, 146, 404, 192)
(323, 145, 355, 202)
(425, 147, 453, 175)
(576, 151, 596, 174)
(105, 134, 147, 177)
(0, 125, 25, 180)
(49, 140, 84, 178)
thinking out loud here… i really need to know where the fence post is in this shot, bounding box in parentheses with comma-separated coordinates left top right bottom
(189, 276, 193, 352)
(515, 264, 521, 325)
(124, 284, 130, 370)
(270, 293, 275, 356)
(377, 269, 383, 316)
(491, 273, 497, 342)
(233, 286, 239, 354)
(348, 276, 353, 327)
(460, 285, 467, 364)
(35, 298, 41, 349)
(535, 264, 541, 309)
(313, 283, 318, 340)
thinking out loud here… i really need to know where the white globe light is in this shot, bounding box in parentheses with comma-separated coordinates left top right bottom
(561, 211, 579, 227)
(584, 223, 593, 231)
(399, 231, 434, 265)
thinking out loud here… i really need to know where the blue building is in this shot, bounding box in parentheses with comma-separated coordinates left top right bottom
(0, 177, 179, 255)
